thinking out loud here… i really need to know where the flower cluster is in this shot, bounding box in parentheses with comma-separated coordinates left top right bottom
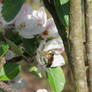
(0, 3, 65, 70)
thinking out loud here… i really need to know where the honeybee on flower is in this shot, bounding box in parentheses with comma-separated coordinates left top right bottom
(36, 18, 65, 72)
(13, 4, 65, 70)
(0, 3, 65, 71)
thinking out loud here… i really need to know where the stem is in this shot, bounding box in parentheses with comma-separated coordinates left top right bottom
(85, 0, 92, 91)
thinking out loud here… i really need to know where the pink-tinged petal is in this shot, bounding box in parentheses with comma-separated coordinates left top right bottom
(56, 47, 65, 54)
(14, 3, 33, 24)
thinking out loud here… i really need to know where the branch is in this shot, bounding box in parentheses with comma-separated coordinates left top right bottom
(0, 81, 18, 92)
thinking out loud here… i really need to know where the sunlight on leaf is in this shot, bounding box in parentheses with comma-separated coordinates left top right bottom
(47, 67, 65, 92)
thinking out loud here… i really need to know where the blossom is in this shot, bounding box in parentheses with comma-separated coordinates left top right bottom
(15, 4, 47, 39)
(36, 18, 65, 69)
(37, 89, 48, 92)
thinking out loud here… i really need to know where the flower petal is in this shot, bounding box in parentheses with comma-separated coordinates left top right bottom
(15, 6, 47, 39)
(43, 37, 64, 51)
(37, 89, 48, 92)
(41, 18, 59, 38)
(51, 54, 65, 67)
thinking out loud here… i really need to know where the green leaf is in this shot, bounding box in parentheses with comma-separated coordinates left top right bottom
(6, 39, 23, 56)
(5, 31, 22, 45)
(0, 62, 21, 80)
(47, 67, 65, 92)
(29, 66, 43, 78)
(23, 37, 39, 57)
(0, 42, 9, 58)
(54, 0, 69, 27)
(2, 0, 24, 22)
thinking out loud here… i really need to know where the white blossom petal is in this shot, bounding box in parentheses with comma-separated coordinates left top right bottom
(41, 18, 59, 38)
(37, 89, 48, 92)
(51, 54, 65, 67)
(36, 17, 65, 68)
(43, 37, 64, 51)
(15, 5, 47, 39)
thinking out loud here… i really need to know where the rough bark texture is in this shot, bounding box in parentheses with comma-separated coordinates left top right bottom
(69, 0, 88, 92)
(85, 0, 92, 91)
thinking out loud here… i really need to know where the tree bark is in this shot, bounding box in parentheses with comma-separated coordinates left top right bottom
(85, 0, 92, 91)
(69, 0, 88, 92)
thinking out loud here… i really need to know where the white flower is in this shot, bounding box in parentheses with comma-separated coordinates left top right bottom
(37, 89, 48, 92)
(41, 18, 59, 39)
(36, 18, 65, 69)
(15, 4, 47, 39)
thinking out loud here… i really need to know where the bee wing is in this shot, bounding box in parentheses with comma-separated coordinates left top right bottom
(51, 54, 65, 67)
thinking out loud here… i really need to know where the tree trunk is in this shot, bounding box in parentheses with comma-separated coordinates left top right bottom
(69, 0, 88, 92)
(85, 0, 92, 91)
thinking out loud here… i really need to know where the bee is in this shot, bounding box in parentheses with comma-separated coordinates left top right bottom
(47, 53, 54, 67)
(44, 51, 54, 67)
